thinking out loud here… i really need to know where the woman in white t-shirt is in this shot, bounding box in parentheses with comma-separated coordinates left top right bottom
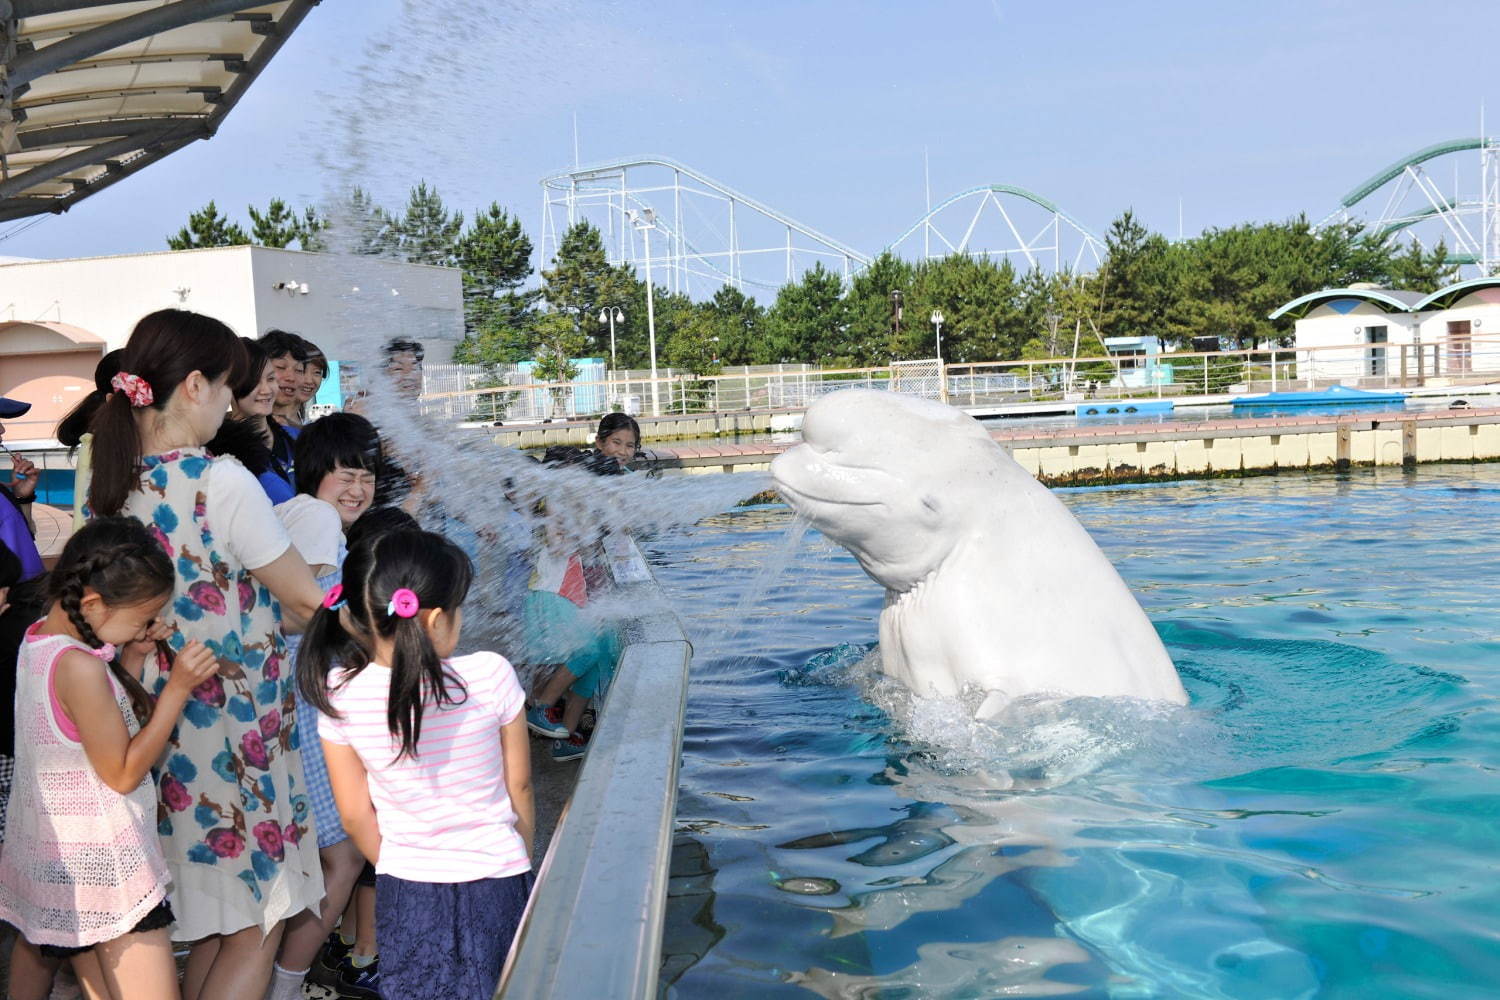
(85, 309, 326, 1000)
(302, 528, 534, 1000)
(268, 413, 380, 1000)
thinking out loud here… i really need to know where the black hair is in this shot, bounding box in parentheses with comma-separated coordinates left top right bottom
(293, 412, 380, 496)
(596, 411, 641, 443)
(301, 342, 328, 378)
(259, 329, 308, 363)
(234, 337, 270, 401)
(381, 337, 425, 363)
(48, 516, 174, 724)
(89, 310, 249, 517)
(297, 528, 472, 762)
(0, 540, 21, 591)
(344, 506, 419, 555)
(56, 349, 125, 450)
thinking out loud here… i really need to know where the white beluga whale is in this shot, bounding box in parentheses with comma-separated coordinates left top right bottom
(771, 389, 1186, 715)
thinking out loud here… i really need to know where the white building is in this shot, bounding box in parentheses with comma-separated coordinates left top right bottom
(1271, 278, 1500, 384)
(0, 246, 462, 441)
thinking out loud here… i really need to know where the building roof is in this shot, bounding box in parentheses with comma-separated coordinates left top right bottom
(1, 1, 318, 224)
(1412, 276, 1500, 312)
(1268, 287, 1424, 320)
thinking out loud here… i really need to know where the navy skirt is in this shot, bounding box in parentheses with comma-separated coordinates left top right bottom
(374, 870, 533, 999)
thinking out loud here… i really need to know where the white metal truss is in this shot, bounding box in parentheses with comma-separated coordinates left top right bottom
(540, 156, 870, 298)
(1319, 137, 1500, 277)
(883, 185, 1105, 273)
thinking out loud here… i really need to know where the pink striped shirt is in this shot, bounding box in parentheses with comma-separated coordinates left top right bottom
(319, 651, 529, 882)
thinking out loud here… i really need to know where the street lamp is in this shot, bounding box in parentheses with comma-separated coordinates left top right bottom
(627, 207, 661, 416)
(598, 306, 624, 371)
(930, 308, 945, 360)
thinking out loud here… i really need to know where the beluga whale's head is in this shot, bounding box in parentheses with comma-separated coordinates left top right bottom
(771, 390, 1002, 592)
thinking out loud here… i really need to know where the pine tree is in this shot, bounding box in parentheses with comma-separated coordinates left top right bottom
(166, 201, 249, 250)
(392, 181, 462, 266)
(541, 221, 633, 356)
(455, 203, 534, 342)
(247, 198, 302, 248)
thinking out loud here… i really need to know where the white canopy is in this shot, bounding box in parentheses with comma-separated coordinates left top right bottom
(0, 0, 317, 222)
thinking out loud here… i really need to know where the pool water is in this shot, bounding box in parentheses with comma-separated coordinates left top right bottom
(648, 465, 1500, 999)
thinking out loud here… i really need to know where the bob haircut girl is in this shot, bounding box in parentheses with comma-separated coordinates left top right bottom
(300, 528, 534, 1000)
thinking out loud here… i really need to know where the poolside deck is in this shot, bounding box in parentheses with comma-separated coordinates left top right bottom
(646, 406, 1500, 484)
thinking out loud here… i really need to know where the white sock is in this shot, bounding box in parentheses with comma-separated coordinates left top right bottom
(264, 962, 308, 1000)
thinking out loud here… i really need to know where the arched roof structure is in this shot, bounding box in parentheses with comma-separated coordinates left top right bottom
(1413, 276, 1500, 311)
(1268, 288, 1423, 321)
(1, 0, 318, 223)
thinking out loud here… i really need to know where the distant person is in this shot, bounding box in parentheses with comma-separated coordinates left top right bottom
(302, 529, 534, 1000)
(0, 517, 218, 1000)
(0, 394, 43, 581)
(209, 337, 297, 503)
(56, 349, 125, 532)
(591, 412, 641, 472)
(260, 329, 310, 440)
(292, 345, 329, 429)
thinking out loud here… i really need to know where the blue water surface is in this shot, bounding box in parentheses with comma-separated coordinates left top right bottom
(648, 465, 1500, 999)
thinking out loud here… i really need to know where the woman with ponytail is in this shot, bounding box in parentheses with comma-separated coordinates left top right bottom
(0, 517, 218, 999)
(301, 528, 534, 1000)
(87, 309, 327, 1000)
(56, 349, 124, 532)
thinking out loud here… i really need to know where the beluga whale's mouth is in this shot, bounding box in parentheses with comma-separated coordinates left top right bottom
(771, 389, 1188, 717)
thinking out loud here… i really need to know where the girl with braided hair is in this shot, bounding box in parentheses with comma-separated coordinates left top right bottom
(0, 516, 218, 999)
(87, 309, 327, 1000)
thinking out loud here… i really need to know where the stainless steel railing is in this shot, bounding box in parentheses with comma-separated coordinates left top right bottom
(496, 539, 693, 999)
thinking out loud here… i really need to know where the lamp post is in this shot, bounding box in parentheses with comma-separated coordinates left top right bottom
(628, 208, 661, 416)
(930, 308, 946, 402)
(598, 306, 623, 371)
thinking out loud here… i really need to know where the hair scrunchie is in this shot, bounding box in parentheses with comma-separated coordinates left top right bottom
(321, 584, 345, 611)
(110, 372, 154, 408)
(387, 588, 420, 618)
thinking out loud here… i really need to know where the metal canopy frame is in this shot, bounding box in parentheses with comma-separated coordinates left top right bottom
(0, 0, 319, 223)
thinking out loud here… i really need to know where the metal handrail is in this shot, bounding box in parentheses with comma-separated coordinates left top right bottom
(496, 539, 692, 999)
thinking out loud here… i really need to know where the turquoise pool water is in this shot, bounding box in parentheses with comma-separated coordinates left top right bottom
(649, 466, 1500, 999)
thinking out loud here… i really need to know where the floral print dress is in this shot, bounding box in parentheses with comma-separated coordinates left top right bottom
(122, 448, 323, 940)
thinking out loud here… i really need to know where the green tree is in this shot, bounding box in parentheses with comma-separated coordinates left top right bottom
(844, 251, 917, 364)
(392, 181, 462, 266)
(759, 263, 847, 364)
(247, 198, 303, 248)
(703, 286, 763, 366)
(332, 187, 395, 256)
(662, 306, 724, 375)
(452, 203, 538, 363)
(541, 222, 633, 356)
(297, 206, 330, 252)
(1386, 240, 1459, 293)
(899, 253, 1027, 363)
(166, 201, 249, 249)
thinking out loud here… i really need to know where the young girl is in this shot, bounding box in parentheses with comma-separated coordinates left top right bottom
(300, 528, 534, 1000)
(0, 517, 217, 1000)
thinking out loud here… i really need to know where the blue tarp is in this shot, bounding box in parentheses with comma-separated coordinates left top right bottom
(1231, 385, 1406, 409)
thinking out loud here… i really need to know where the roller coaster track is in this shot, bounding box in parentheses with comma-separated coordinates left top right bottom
(540, 157, 1103, 296)
(1322, 137, 1499, 276)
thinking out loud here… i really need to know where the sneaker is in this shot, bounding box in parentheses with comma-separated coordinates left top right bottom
(308, 932, 351, 987)
(526, 704, 569, 739)
(552, 733, 587, 762)
(337, 956, 382, 1000)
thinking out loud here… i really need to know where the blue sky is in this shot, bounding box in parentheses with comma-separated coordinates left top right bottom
(6, 0, 1499, 268)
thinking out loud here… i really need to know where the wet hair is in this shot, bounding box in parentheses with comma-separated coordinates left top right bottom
(596, 412, 641, 444)
(381, 337, 424, 363)
(0, 540, 21, 590)
(293, 412, 380, 496)
(259, 329, 308, 363)
(298, 528, 472, 762)
(48, 516, 174, 724)
(88, 310, 249, 517)
(56, 349, 125, 450)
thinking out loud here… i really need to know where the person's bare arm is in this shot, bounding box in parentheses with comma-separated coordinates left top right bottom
(249, 546, 324, 633)
(58, 642, 218, 794)
(323, 739, 381, 863)
(501, 714, 534, 858)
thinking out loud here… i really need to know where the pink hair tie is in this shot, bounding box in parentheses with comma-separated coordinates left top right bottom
(387, 588, 419, 618)
(110, 372, 154, 408)
(321, 584, 345, 611)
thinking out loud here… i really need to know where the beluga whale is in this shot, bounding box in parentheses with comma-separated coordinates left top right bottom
(771, 389, 1186, 716)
